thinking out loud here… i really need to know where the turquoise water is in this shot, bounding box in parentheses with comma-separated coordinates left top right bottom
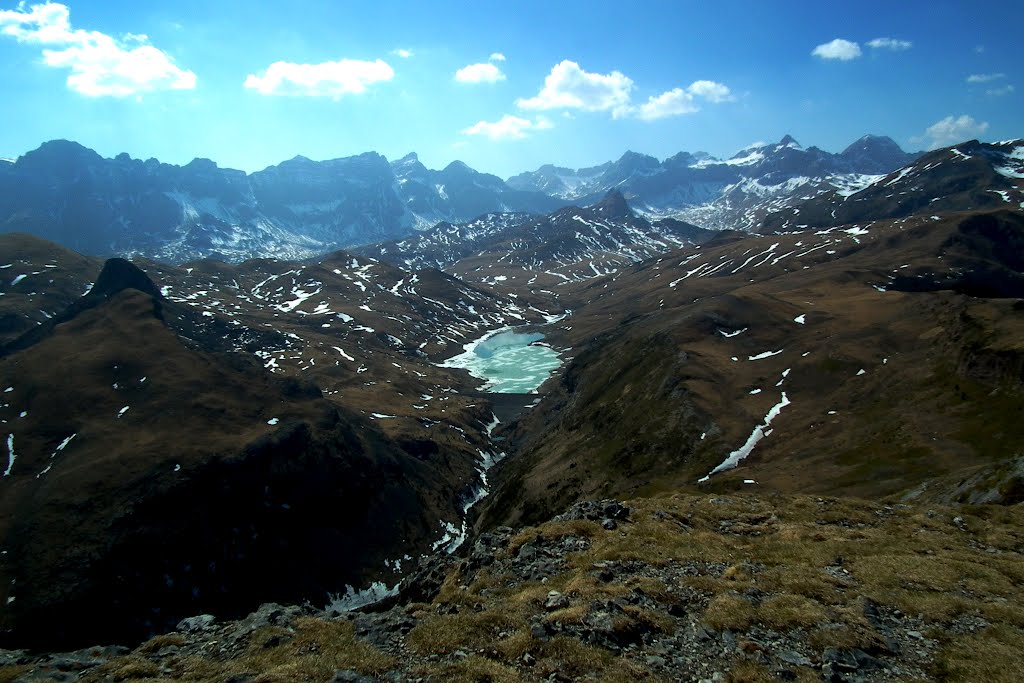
(443, 330, 561, 393)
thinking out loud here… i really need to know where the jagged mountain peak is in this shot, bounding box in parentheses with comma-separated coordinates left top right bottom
(18, 139, 103, 166)
(88, 258, 164, 302)
(442, 160, 473, 174)
(841, 134, 904, 156)
(590, 188, 633, 218)
(615, 150, 660, 168)
(837, 134, 919, 175)
(183, 157, 220, 171)
(778, 134, 801, 148)
(391, 152, 428, 179)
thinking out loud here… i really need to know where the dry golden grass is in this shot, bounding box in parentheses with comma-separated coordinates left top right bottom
(9, 492, 1024, 683)
(407, 608, 524, 656)
(406, 493, 1024, 681)
(134, 633, 187, 654)
(704, 592, 757, 631)
(414, 654, 522, 683)
(0, 667, 29, 683)
(758, 594, 829, 630)
(74, 617, 395, 683)
(932, 624, 1024, 683)
(80, 655, 162, 681)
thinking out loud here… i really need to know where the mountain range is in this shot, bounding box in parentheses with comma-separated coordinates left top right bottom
(0, 135, 922, 265)
(0, 133, 1022, 675)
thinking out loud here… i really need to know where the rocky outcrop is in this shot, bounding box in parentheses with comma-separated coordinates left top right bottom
(4, 494, 1017, 682)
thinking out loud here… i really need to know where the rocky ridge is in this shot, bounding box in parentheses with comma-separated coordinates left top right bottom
(358, 190, 715, 296)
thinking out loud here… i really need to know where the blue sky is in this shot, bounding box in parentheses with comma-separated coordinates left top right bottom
(0, 0, 1021, 177)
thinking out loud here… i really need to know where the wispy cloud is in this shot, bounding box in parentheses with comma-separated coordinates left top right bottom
(811, 38, 861, 61)
(986, 84, 1015, 97)
(244, 58, 394, 98)
(391, 48, 413, 59)
(867, 37, 912, 51)
(516, 60, 634, 112)
(917, 114, 989, 149)
(489, 52, 506, 62)
(461, 114, 552, 140)
(967, 73, 1005, 83)
(0, 2, 196, 97)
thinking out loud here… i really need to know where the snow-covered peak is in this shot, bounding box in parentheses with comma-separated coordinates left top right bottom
(992, 141, 1024, 179)
(723, 148, 767, 166)
(777, 134, 802, 150)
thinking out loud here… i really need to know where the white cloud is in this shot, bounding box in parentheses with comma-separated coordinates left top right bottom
(811, 38, 862, 61)
(626, 80, 734, 121)
(867, 37, 912, 51)
(0, 2, 196, 97)
(516, 60, 633, 112)
(632, 88, 698, 120)
(687, 80, 735, 103)
(967, 72, 1004, 83)
(391, 48, 413, 59)
(461, 114, 552, 140)
(986, 84, 1015, 97)
(454, 62, 505, 84)
(244, 58, 394, 97)
(919, 114, 989, 149)
(489, 52, 506, 62)
(515, 59, 732, 123)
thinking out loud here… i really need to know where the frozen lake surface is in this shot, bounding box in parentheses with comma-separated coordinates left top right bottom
(442, 329, 561, 393)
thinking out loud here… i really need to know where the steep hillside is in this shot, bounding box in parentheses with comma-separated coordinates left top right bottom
(480, 208, 1024, 529)
(0, 235, 565, 649)
(761, 140, 1024, 232)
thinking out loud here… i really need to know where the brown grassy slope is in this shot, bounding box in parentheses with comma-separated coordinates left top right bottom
(0, 280, 478, 650)
(480, 210, 1024, 529)
(5, 493, 1022, 683)
(0, 232, 99, 344)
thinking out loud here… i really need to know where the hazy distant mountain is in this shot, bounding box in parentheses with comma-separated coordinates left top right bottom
(508, 135, 923, 230)
(391, 152, 565, 229)
(0, 134, 925, 265)
(0, 141, 566, 264)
